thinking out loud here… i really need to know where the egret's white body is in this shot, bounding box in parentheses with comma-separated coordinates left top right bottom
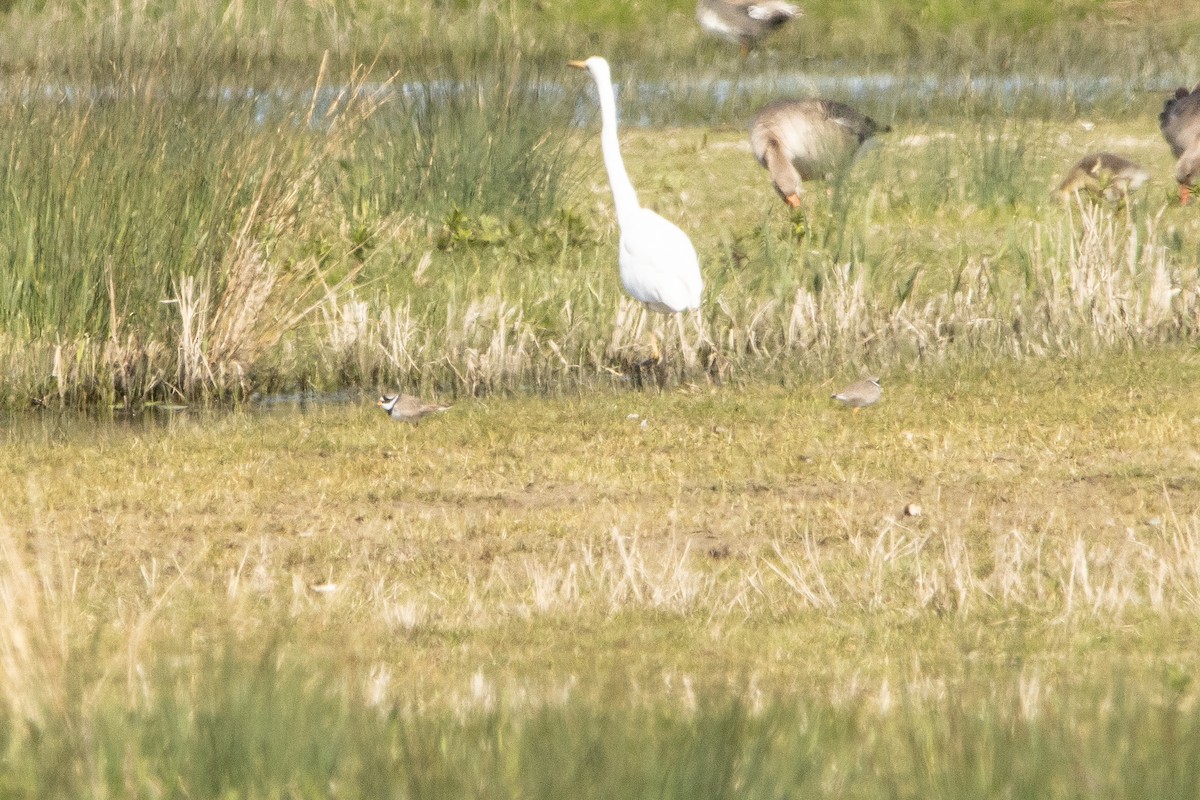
(569, 57, 703, 315)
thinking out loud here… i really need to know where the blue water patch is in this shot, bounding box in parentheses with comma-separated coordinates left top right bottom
(12, 69, 1192, 128)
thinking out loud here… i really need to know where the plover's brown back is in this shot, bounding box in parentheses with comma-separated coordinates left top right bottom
(831, 377, 882, 410)
(378, 394, 452, 423)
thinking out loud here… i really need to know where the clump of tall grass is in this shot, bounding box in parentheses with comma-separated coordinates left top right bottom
(0, 54, 385, 405)
(4, 170, 1194, 407)
(304, 199, 1196, 395)
(339, 46, 582, 225)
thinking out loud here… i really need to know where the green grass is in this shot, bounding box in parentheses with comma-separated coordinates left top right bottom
(3, 83, 1200, 408)
(4, 351, 1200, 794)
(4, 3, 1200, 795)
(2, 0, 1197, 77)
(0, 3, 1197, 408)
(11, 663, 1200, 798)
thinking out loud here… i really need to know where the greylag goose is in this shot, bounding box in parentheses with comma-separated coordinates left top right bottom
(750, 98, 890, 208)
(1160, 83, 1200, 203)
(1054, 152, 1149, 203)
(696, 0, 801, 54)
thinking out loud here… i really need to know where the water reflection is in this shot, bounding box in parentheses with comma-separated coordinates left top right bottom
(0, 390, 367, 444)
(12, 68, 1188, 128)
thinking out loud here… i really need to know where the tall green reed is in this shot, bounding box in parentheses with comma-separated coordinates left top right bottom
(0, 53, 384, 403)
(341, 48, 582, 226)
(0, 78, 261, 338)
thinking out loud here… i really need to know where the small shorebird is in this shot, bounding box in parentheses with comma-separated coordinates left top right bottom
(1054, 152, 1149, 203)
(750, 98, 890, 208)
(377, 394, 452, 423)
(696, 0, 802, 55)
(1160, 83, 1200, 204)
(831, 377, 881, 412)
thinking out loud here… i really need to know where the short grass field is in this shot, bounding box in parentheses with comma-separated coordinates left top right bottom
(3, 0, 1200, 796)
(6, 350, 1200, 795)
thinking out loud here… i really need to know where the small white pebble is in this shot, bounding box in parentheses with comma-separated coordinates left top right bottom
(903, 503, 923, 518)
(310, 583, 338, 594)
(640, 419, 648, 429)
(627, 413, 640, 420)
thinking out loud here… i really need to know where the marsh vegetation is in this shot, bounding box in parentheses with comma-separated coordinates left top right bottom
(3, 0, 1200, 796)
(0, 2, 1196, 408)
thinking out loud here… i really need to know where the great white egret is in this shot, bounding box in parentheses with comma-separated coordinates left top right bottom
(378, 394, 452, 423)
(1160, 83, 1200, 204)
(750, 98, 890, 208)
(831, 378, 881, 412)
(1054, 153, 1149, 203)
(568, 55, 703, 368)
(696, 0, 801, 54)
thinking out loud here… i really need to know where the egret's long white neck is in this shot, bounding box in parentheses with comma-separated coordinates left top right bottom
(590, 68, 641, 225)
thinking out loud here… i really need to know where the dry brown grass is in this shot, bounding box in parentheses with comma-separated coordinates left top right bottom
(3, 349, 1199, 715)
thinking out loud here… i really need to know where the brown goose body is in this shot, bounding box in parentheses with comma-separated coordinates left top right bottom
(1160, 83, 1200, 202)
(1055, 152, 1149, 202)
(696, 0, 801, 50)
(750, 98, 890, 208)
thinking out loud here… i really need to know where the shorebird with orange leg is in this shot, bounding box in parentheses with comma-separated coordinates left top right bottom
(831, 377, 881, 414)
(377, 394, 452, 423)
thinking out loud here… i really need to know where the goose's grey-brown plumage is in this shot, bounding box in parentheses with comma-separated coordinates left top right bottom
(750, 99, 890, 208)
(1055, 152, 1149, 203)
(1160, 83, 1200, 203)
(377, 394, 451, 423)
(831, 378, 881, 411)
(696, 0, 801, 51)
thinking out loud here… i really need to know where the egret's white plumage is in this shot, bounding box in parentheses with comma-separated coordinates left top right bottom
(569, 57, 703, 315)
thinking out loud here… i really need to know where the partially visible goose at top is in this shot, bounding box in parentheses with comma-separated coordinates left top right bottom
(1054, 152, 1150, 204)
(750, 98, 890, 208)
(1160, 82, 1200, 204)
(696, 0, 801, 54)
